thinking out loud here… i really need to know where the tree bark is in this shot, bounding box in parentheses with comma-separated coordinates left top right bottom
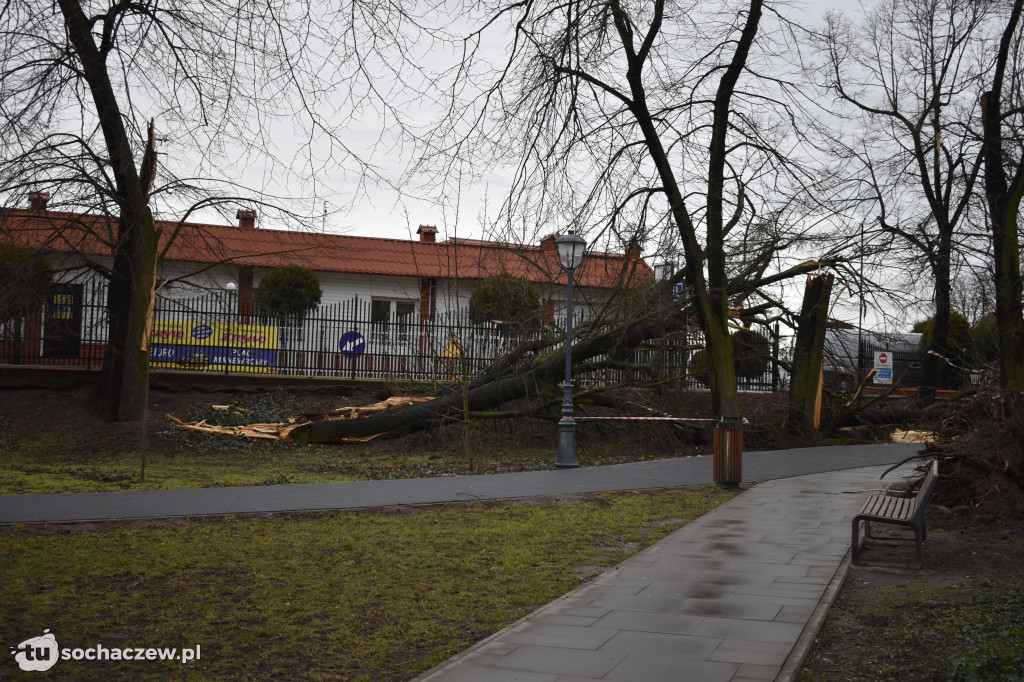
(916, 240, 952, 404)
(59, 0, 158, 420)
(980, 0, 1024, 389)
(787, 273, 833, 435)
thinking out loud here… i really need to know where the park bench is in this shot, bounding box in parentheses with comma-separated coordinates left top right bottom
(851, 459, 940, 569)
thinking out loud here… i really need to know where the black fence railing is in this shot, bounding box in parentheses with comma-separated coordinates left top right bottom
(823, 330, 929, 390)
(1, 280, 783, 391)
(857, 342, 925, 388)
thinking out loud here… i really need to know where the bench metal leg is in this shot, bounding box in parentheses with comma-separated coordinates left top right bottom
(851, 515, 925, 569)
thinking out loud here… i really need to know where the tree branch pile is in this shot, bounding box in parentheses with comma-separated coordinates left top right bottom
(918, 386, 1024, 510)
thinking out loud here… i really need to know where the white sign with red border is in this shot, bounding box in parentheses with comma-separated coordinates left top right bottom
(873, 351, 892, 385)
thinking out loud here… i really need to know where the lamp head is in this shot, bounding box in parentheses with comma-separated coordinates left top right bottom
(554, 231, 586, 271)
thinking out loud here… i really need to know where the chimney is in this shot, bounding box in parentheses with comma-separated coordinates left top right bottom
(626, 240, 641, 261)
(417, 225, 438, 243)
(237, 209, 257, 230)
(28, 191, 50, 211)
(540, 234, 558, 253)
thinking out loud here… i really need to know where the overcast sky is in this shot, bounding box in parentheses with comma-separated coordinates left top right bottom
(219, 0, 860, 250)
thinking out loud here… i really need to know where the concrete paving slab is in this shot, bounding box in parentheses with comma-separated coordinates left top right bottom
(489, 646, 626, 678)
(416, 463, 919, 682)
(709, 639, 795, 666)
(503, 624, 620, 650)
(692, 618, 804, 645)
(590, 610, 704, 635)
(604, 654, 739, 682)
(737, 663, 781, 680)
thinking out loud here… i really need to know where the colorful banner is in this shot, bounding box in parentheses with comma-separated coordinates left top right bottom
(150, 321, 278, 372)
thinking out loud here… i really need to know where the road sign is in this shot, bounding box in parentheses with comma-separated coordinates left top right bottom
(873, 350, 893, 384)
(338, 331, 366, 358)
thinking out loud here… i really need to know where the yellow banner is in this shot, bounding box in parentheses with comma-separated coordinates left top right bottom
(149, 321, 279, 372)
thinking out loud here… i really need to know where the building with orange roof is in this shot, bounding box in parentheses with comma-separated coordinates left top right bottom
(2, 193, 654, 378)
(2, 192, 651, 323)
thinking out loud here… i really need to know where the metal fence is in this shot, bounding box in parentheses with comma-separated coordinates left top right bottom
(857, 342, 925, 388)
(1, 280, 783, 390)
(823, 332, 928, 390)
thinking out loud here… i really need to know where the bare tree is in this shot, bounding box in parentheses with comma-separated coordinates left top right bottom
(0, 0, 424, 419)
(820, 0, 990, 398)
(410, 0, 833, 419)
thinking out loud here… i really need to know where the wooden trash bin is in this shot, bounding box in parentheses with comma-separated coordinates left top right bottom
(713, 416, 743, 487)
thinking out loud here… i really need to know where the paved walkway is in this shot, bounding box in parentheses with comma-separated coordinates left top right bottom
(0, 443, 916, 523)
(414, 464, 916, 682)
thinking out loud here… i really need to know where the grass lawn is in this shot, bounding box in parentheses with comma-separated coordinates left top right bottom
(800, 515, 1024, 682)
(0, 389, 695, 495)
(0, 431, 512, 494)
(1, 487, 734, 680)
(0, 431, 679, 494)
(800, 574, 1024, 681)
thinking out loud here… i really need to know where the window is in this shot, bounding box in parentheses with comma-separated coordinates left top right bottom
(371, 299, 391, 325)
(371, 299, 390, 342)
(370, 299, 417, 342)
(395, 301, 415, 341)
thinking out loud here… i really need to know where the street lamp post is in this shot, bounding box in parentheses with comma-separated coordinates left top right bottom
(224, 282, 237, 376)
(224, 281, 237, 322)
(554, 231, 586, 469)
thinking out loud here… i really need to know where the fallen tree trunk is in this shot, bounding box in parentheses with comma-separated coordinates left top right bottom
(287, 306, 684, 443)
(168, 396, 438, 441)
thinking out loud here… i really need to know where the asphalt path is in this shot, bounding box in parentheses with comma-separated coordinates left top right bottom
(0, 442, 921, 524)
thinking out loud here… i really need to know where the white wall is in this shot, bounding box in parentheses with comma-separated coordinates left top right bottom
(433, 278, 478, 315)
(293, 271, 422, 308)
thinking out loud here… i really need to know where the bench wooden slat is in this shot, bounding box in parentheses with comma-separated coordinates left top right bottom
(861, 494, 913, 520)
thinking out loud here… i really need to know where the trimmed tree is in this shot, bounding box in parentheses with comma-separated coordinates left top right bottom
(787, 273, 833, 435)
(256, 266, 322, 325)
(469, 274, 542, 335)
(913, 312, 975, 386)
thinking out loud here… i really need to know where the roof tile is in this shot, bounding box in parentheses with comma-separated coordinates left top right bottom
(1, 208, 652, 290)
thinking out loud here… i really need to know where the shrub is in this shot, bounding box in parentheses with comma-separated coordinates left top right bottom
(689, 327, 771, 385)
(733, 327, 770, 378)
(0, 243, 51, 331)
(469, 273, 541, 334)
(255, 266, 322, 322)
(912, 312, 975, 363)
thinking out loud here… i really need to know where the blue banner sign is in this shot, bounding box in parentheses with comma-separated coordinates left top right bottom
(150, 344, 277, 370)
